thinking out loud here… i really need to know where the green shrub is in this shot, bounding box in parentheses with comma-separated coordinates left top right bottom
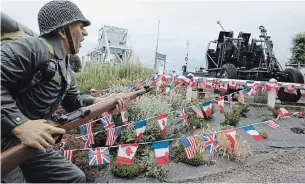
(270, 105, 281, 118)
(259, 129, 268, 139)
(110, 158, 139, 178)
(238, 104, 250, 118)
(222, 107, 241, 127)
(75, 61, 156, 93)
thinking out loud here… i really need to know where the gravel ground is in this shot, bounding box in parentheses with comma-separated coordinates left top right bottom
(186, 148, 305, 183)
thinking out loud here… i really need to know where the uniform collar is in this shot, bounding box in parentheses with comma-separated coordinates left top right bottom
(40, 35, 65, 60)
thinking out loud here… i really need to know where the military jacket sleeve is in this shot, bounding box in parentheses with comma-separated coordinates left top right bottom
(61, 69, 97, 112)
(1, 37, 51, 136)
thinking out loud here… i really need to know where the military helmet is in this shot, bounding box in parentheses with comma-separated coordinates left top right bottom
(38, 0, 90, 36)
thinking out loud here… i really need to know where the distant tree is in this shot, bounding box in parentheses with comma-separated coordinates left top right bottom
(289, 32, 305, 64)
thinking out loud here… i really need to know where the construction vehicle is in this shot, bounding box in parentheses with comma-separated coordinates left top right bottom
(205, 21, 304, 102)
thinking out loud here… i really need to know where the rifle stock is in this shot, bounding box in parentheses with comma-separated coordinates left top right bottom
(1, 86, 152, 178)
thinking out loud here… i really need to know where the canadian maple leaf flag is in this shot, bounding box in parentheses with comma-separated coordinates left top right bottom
(156, 114, 168, 135)
(224, 129, 236, 149)
(284, 84, 297, 94)
(301, 90, 305, 98)
(218, 97, 225, 113)
(120, 108, 128, 125)
(116, 144, 139, 165)
(219, 82, 228, 93)
(277, 108, 291, 118)
(229, 80, 236, 90)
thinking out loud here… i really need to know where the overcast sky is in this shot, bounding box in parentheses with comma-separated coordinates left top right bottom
(2, 0, 305, 73)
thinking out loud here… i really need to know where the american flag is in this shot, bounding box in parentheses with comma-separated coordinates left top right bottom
(178, 137, 198, 159)
(191, 105, 204, 118)
(79, 122, 93, 136)
(176, 109, 189, 126)
(203, 132, 219, 153)
(64, 150, 74, 161)
(264, 120, 280, 129)
(101, 114, 115, 133)
(88, 147, 111, 166)
(106, 127, 121, 146)
(237, 91, 245, 104)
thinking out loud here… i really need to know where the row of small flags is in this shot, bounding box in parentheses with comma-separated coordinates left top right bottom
(153, 73, 305, 98)
(63, 107, 303, 166)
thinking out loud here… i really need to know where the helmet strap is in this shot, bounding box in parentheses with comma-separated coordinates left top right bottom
(64, 27, 76, 55)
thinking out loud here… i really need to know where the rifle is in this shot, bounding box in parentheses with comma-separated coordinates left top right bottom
(1, 86, 153, 178)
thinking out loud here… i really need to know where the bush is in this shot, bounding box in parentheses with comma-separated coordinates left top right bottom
(222, 107, 241, 127)
(110, 158, 139, 178)
(259, 129, 268, 139)
(217, 131, 252, 162)
(75, 61, 156, 93)
(237, 103, 250, 118)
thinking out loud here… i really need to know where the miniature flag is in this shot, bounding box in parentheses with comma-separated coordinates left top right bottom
(284, 84, 297, 94)
(152, 141, 169, 165)
(83, 133, 95, 148)
(79, 122, 93, 136)
(191, 105, 204, 118)
(204, 79, 213, 89)
(243, 125, 263, 141)
(120, 108, 128, 125)
(229, 80, 237, 90)
(292, 111, 304, 118)
(300, 90, 305, 98)
(203, 132, 219, 153)
(212, 79, 220, 90)
(177, 76, 190, 87)
(202, 101, 213, 117)
(88, 147, 111, 166)
(64, 150, 74, 162)
(219, 82, 228, 93)
(218, 96, 225, 113)
(135, 120, 147, 141)
(80, 123, 95, 147)
(179, 136, 198, 159)
(156, 114, 168, 135)
(224, 129, 236, 149)
(105, 127, 121, 146)
(227, 94, 234, 108)
(237, 90, 245, 104)
(116, 144, 139, 165)
(277, 108, 291, 118)
(101, 114, 115, 133)
(263, 120, 280, 129)
(176, 109, 189, 126)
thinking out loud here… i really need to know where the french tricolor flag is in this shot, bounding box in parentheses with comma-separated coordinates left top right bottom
(203, 101, 213, 117)
(152, 141, 169, 165)
(243, 125, 263, 141)
(135, 120, 147, 141)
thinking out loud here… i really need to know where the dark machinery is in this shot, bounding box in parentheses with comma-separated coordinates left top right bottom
(205, 21, 304, 102)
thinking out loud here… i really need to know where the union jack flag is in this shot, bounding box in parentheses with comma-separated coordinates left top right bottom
(176, 109, 189, 126)
(101, 114, 115, 133)
(106, 127, 121, 146)
(237, 90, 245, 104)
(80, 122, 95, 147)
(203, 132, 219, 153)
(178, 136, 198, 159)
(88, 147, 111, 166)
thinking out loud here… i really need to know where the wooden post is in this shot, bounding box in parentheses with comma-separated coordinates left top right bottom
(186, 84, 192, 102)
(267, 78, 277, 108)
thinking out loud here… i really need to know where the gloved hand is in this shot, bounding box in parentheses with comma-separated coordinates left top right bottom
(12, 120, 66, 153)
(94, 93, 130, 115)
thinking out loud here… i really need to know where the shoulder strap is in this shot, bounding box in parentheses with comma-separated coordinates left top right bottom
(17, 38, 56, 95)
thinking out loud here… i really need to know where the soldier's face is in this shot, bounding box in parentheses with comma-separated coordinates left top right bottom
(69, 22, 88, 54)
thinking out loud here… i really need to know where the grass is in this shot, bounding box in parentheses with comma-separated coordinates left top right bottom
(75, 60, 156, 93)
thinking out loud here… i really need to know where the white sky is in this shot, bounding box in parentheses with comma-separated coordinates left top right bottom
(2, 0, 305, 73)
